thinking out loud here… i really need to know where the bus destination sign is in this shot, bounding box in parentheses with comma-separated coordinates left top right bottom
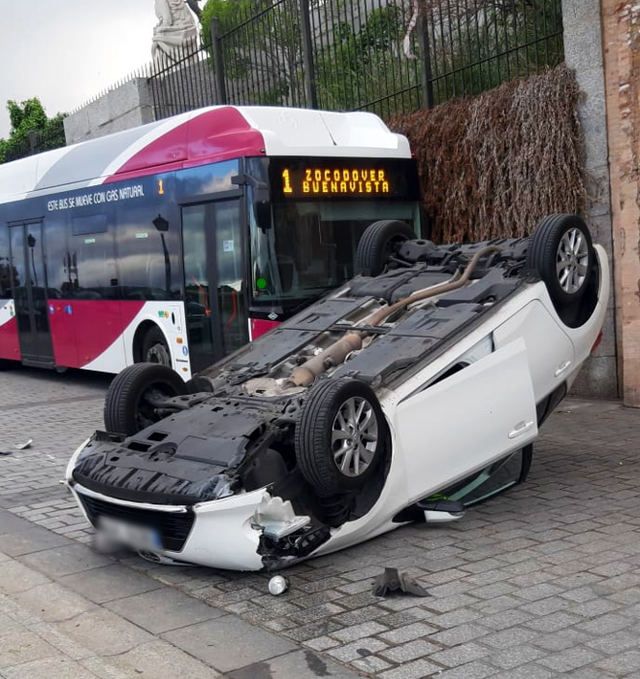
(283, 166, 391, 197)
(270, 158, 418, 201)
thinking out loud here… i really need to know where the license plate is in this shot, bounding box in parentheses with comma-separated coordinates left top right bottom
(98, 516, 161, 551)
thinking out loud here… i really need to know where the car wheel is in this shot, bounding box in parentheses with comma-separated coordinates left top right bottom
(295, 378, 387, 496)
(355, 220, 415, 277)
(141, 326, 171, 367)
(104, 363, 187, 435)
(0, 359, 16, 371)
(527, 214, 594, 306)
(185, 375, 214, 394)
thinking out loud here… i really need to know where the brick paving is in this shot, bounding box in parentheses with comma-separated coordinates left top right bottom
(1, 366, 640, 677)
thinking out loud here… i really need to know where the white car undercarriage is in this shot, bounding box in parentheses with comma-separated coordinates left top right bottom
(66, 215, 609, 571)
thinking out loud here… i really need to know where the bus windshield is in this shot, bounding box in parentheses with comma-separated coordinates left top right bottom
(250, 200, 419, 305)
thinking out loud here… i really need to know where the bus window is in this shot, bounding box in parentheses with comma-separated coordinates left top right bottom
(212, 201, 248, 355)
(72, 214, 108, 236)
(251, 200, 419, 307)
(117, 205, 179, 300)
(69, 226, 117, 300)
(182, 205, 215, 369)
(45, 215, 69, 299)
(179, 160, 238, 199)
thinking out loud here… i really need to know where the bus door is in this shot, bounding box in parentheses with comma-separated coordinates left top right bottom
(182, 200, 249, 372)
(9, 221, 55, 367)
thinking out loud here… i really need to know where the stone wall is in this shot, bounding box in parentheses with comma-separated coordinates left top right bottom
(562, 0, 619, 400)
(602, 0, 640, 407)
(64, 79, 155, 145)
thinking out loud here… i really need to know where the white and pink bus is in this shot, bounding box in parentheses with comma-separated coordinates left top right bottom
(0, 106, 421, 378)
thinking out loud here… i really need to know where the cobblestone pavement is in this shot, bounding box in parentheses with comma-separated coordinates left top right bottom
(2, 367, 640, 678)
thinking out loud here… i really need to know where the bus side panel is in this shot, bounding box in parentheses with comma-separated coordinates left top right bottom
(119, 301, 192, 380)
(0, 300, 20, 361)
(49, 300, 143, 370)
(47, 300, 79, 367)
(78, 301, 192, 379)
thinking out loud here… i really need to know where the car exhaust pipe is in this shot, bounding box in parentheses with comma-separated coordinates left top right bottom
(291, 332, 363, 387)
(290, 246, 501, 387)
(366, 245, 501, 327)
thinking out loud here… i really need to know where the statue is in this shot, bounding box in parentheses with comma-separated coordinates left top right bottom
(152, 0, 200, 61)
(185, 0, 202, 18)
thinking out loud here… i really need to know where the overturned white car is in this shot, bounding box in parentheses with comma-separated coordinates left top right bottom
(66, 215, 609, 571)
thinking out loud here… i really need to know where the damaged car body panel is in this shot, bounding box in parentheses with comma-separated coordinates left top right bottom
(66, 215, 610, 571)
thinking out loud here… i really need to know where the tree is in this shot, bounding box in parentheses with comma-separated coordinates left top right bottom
(199, 0, 412, 109)
(200, 0, 306, 106)
(315, 4, 418, 114)
(0, 98, 66, 165)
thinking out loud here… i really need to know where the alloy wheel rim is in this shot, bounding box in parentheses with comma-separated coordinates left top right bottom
(556, 228, 589, 294)
(331, 397, 378, 478)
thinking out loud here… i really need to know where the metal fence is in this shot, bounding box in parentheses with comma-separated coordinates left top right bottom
(147, 39, 218, 119)
(149, 0, 563, 121)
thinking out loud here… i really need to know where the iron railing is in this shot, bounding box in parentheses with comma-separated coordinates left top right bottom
(147, 39, 218, 118)
(148, 0, 563, 121)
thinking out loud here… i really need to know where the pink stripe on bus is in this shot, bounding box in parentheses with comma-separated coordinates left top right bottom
(103, 108, 266, 184)
(250, 317, 280, 340)
(48, 300, 145, 368)
(0, 316, 20, 361)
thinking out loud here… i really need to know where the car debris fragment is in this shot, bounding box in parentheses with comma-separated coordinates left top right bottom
(372, 568, 430, 598)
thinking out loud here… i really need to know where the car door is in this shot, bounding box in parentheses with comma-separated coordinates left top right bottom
(393, 338, 538, 505)
(493, 299, 575, 402)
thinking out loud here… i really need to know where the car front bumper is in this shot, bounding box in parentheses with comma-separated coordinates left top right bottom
(69, 482, 268, 571)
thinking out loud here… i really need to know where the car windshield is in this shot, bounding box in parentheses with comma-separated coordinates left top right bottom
(250, 200, 419, 305)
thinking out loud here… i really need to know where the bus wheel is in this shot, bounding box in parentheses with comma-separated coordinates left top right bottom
(142, 326, 171, 367)
(104, 363, 186, 435)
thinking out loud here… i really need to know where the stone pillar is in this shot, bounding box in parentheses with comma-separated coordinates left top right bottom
(562, 0, 619, 399)
(601, 1, 640, 407)
(64, 79, 155, 145)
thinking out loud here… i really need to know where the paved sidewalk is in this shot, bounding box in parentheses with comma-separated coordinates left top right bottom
(2, 367, 640, 677)
(0, 510, 355, 678)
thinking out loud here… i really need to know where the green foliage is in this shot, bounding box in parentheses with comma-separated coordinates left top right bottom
(316, 4, 418, 113)
(196, 0, 563, 117)
(428, 0, 564, 104)
(200, 0, 252, 47)
(0, 98, 66, 165)
(201, 0, 305, 106)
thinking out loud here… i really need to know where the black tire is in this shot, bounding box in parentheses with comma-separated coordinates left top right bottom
(0, 359, 16, 371)
(104, 363, 187, 436)
(185, 375, 214, 394)
(355, 220, 415, 277)
(141, 326, 172, 367)
(527, 214, 594, 307)
(295, 378, 387, 496)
